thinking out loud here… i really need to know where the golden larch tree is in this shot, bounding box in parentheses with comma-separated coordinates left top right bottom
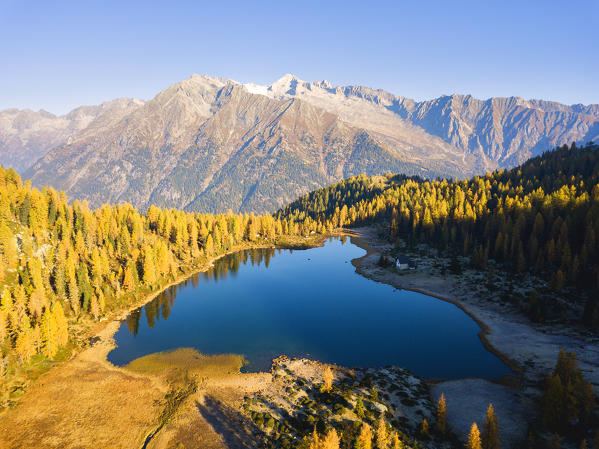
(467, 422, 482, 449)
(375, 413, 390, 449)
(40, 308, 59, 358)
(437, 393, 447, 434)
(482, 403, 500, 449)
(322, 366, 334, 393)
(356, 423, 373, 449)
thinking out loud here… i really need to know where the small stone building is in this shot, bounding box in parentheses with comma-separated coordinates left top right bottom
(395, 256, 416, 270)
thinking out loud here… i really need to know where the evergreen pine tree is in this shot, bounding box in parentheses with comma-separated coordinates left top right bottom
(482, 404, 500, 449)
(354, 397, 366, 418)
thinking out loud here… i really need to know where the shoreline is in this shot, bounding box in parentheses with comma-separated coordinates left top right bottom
(84, 234, 333, 354)
(346, 229, 523, 384)
(103, 229, 524, 385)
(2, 228, 596, 448)
(345, 226, 599, 448)
(346, 227, 599, 390)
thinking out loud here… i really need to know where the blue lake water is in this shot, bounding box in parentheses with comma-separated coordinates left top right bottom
(107, 237, 511, 379)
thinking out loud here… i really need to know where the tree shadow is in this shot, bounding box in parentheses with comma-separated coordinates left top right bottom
(196, 396, 262, 449)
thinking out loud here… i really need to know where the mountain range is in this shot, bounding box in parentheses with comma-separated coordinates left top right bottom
(0, 74, 597, 213)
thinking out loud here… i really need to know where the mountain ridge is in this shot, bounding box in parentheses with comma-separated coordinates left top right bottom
(23, 75, 473, 213)
(0, 98, 145, 172)
(2, 74, 597, 213)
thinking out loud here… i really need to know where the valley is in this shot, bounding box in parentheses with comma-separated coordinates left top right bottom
(3, 3, 598, 448)
(0, 226, 595, 449)
(0, 143, 598, 448)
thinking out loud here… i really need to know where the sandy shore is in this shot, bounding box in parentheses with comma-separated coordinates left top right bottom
(348, 226, 599, 448)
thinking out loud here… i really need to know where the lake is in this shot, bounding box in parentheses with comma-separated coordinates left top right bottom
(107, 237, 511, 379)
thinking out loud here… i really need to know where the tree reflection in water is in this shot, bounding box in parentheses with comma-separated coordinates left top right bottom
(125, 247, 279, 336)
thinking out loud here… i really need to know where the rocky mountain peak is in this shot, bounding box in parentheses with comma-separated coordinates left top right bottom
(2, 73, 598, 214)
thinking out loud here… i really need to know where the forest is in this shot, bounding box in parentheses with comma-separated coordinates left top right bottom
(277, 142, 599, 329)
(0, 143, 597, 448)
(0, 167, 321, 388)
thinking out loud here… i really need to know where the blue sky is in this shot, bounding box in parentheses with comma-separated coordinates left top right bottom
(1, 0, 597, 114)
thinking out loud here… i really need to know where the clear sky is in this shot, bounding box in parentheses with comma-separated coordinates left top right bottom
(1, 0, 597, 114)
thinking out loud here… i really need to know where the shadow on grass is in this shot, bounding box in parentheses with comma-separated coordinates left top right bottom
(196, 396, 262, 449)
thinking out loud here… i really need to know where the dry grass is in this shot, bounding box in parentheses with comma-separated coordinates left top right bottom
(0, 326, 268, 449)
(0, 351, 162, 449)
(126, 348, 245, 381)
(0, 235, 332, 449)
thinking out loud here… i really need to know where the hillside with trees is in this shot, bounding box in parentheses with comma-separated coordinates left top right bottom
(0, 166, 322, 403)
(277, 142, 599, 329)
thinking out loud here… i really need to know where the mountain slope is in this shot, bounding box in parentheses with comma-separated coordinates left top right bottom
(0, 98, 144, 172)
(248, 75, 599, 168)
(25, 76, 473, 213)
(12, 74, 599, 213)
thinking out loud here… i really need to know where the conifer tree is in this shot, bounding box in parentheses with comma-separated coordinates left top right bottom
(122, 260, 138, 292)
(437, 393, 447, 434)
(420, 418, 429, 437)
(52, 302, 69, 347)
(0, 309, 8, 343)
(322, 366, 334, 393)
(204, 234, 215, 256)
(27, 288, 46, 321)
(15, 316, 36, 362)
(142, 248, 157, 286)
(391, 432, 403, 449)
(354, 397, 366, 418)
(90, 294, 101, 320)
(0, 222, 18, 269)
(371, 386, 379, 402)
(40, 308, 59, 358)
(355, 423, 373, 449)
(467, 423, 482, 449)
(482, 404, 500, 449)
(375, 414, 390, 449)
(68, 278, 80, 316)
(322, 428, 340, 449)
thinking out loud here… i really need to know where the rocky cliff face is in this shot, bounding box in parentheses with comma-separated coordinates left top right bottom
(6, 74, 598, 213)
(253, 75, 599, 168)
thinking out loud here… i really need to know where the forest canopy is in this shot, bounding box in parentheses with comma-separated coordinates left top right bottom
(277, 143, 599, 327)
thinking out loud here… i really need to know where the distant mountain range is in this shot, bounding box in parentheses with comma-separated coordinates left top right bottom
(1, 74, 597, 213)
